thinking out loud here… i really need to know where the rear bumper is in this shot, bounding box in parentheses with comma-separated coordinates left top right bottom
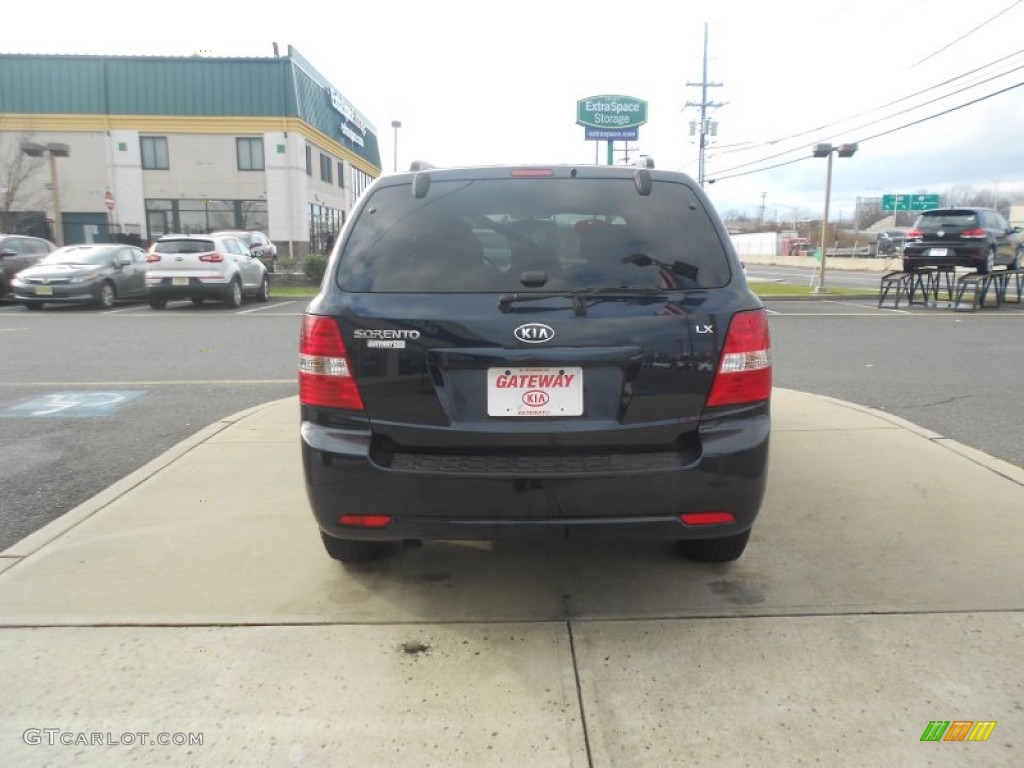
(902, 245, 986, 270)
(301, 405, 770, 542)
(147, 277, 233, 299)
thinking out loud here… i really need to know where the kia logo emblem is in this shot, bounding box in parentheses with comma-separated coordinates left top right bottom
(522, 390, 550, 407)
(514, 323, 555, 343)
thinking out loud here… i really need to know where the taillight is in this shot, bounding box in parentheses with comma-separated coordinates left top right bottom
(199, 252, 224, 262)
(299, 315, 364, 410)
(906, 230, 922, 240)
(146, 252, 161, 263)
(960, 228, 986, 239)
(706, 309, 772, 408)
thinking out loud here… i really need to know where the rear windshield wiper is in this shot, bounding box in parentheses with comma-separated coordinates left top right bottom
(498, 286, 666, 316)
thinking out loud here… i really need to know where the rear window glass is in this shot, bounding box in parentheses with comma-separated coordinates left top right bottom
(337, 178, 731, 292)
(155, 239, 215, 254)
(915, 211, 978, 229)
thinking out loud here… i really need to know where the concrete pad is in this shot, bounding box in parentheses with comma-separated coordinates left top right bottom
(1, 393, 1023, 625)
(0, 623, 586, 768)
(573, 612, 1021, 767)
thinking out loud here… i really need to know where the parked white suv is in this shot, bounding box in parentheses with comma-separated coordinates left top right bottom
(146, 233, 270, 309)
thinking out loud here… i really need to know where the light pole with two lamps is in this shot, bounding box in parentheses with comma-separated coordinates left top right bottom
(20, 141, 71, 246)
(812, 142, 857, 294)
(390, 120, 402, 172)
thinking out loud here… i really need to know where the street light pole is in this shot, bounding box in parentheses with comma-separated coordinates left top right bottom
(20, 141, 70, 246)
(812, 142, 858, 294)
(391, 120, 402, 172)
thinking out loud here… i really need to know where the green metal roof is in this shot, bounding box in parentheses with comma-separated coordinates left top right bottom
(0, 49, 380, 169)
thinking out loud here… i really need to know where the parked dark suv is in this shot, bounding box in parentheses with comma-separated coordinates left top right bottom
(902, 207, 1022, 274)
(300, 163, 772, 564)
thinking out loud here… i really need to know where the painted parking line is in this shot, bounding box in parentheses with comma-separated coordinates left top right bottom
(102, 304, 151, 314)
(236, 301, 297, 314)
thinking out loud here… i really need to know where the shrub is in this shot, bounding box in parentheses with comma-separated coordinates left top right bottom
(303, 253, 328, 283)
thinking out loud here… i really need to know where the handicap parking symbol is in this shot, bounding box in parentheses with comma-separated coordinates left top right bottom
(1, 390, 148, 418)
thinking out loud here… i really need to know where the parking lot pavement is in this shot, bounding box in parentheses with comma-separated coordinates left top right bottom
(1, 390, 1021, 766)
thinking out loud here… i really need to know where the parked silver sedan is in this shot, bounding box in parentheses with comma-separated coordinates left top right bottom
(11, 244, 148, 310)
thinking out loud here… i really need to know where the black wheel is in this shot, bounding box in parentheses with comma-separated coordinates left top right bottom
(256, 276, 270, 302)
(149, 296, 167, 309)
(191, 297, 205, 306)
(320, 532, 389, 563)
(978, 248, 996, 275)
(269, 257, 278, 274)
(23, 301, 44, 311)
(678, 528, 751, 563)
(902, 260, 913, 273)
(1010, 248, 1021, 271)
(95, 282, 116, 309)
(225, 279, 243, 308)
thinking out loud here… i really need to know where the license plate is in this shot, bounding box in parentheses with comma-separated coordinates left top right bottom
(34, 285, 53, 296)
(172, 276, 189, 286)
(927, 248, 948, 257)
(487, 366, 583, 417)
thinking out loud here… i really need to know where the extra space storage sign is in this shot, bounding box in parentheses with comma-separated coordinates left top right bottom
(577, 94, 648, 141)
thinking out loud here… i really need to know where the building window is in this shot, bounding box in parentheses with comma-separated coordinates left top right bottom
(145, 198, 268, 240)
(305, 145, 312, 176)
(337, 161, 345, 188)
(352, 168, 374, 200)
(237, 138, 265, 171)
(320, 153, 332, 183)
(141, 137, 169, 170)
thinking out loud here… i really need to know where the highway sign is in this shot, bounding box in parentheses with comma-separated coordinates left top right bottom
(882, 193, 940, 211)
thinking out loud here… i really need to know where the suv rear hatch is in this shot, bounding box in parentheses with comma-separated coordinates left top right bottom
(302, 167, 767, 475)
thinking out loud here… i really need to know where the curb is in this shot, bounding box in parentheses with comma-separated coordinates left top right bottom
(0, 396, 297, 561)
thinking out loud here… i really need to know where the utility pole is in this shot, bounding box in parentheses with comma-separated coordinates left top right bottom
(685, 22, 724, 188)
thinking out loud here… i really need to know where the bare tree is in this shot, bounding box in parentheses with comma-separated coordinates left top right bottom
(0, 133, 46, 233)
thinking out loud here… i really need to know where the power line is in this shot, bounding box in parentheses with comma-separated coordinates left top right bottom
(707, 81, 1024, 183)
(714, 48, 1024, 160)
(710, 64, 1023, 177)
(913, 0, 1023, 67)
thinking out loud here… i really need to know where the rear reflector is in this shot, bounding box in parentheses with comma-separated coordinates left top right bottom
(339, 515, 392, 528)
(680, 512, 736, 526)
(706, 309, 772, 408)
(299, 315, 365, 410)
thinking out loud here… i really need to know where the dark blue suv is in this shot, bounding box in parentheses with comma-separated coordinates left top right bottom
(300, 163, 771, 564)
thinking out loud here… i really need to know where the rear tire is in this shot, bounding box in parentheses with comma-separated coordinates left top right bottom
(256, 276, 270, 302)
(678, 528, 751, 563)
(149, 296, 167, 309)
(225, 279, 243, 308)
(320, 532, 389, 563)
(978, 248, 996, 275)
(1010, 248, 1021, 271)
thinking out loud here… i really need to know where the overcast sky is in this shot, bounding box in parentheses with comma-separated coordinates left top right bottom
(6, 0, 1023, 224)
